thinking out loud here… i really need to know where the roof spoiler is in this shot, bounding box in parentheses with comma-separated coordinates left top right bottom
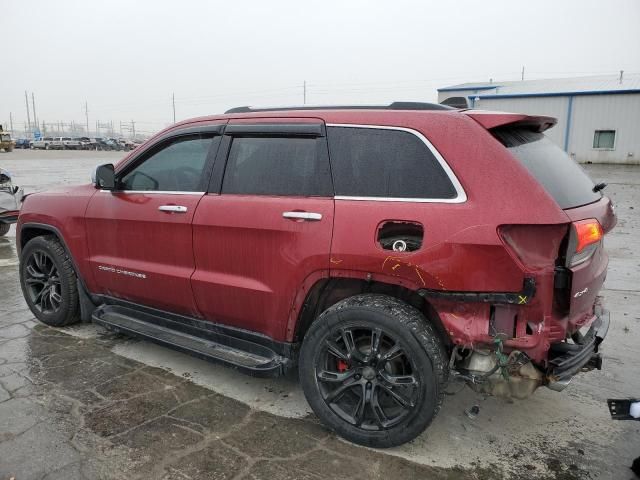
(464, 111, 557, 133)
(439, 97, 469, 109)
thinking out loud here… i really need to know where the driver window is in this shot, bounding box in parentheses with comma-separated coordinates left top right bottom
(120, 135, 214, 192)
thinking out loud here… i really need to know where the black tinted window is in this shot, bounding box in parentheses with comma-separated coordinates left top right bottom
(120, 135, 213, 191)
(492, 128, 601, 209)
(327, 127, 457, 199)
(222, 137, 332, 196)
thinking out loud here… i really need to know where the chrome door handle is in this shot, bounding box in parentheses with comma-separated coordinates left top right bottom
(282, 211, 322, 221)
(158, 205, 188, 213)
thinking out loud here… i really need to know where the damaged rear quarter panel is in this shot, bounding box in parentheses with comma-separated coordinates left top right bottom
(327, 113, 570, 360)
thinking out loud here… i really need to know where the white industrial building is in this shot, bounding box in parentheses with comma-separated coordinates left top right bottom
(438, 74, 640, 164)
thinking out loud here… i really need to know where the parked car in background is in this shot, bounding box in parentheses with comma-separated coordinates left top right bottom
(89, 138, 114, 151)
(105, 138, 123, 151)
(48, 137, 66, 150)
(116, 139, 135, 151)
(14, 139, 31, 149)
(31, 137, 53, 149)
(57, 137, 82, 150)
(75, 137, 93, 150)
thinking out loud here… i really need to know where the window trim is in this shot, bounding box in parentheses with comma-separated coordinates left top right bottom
(100, 190, 205, 195)
(592, 129, 616, 151)
(115, 124, 225, 176)
(326, 123, 467, 203)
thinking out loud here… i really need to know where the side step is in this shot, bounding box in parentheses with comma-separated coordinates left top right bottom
(92, 304, 289, 377)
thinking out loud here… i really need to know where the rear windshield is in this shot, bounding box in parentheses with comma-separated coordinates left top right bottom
(492, 128, 601, 209)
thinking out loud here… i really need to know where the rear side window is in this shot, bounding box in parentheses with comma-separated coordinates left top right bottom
(222, 137, 332, 196)
(327, 126, 457, 199)
(492, 128, 601, 209)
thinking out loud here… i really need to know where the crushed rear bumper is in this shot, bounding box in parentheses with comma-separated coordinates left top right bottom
(547, 303, 609, 385)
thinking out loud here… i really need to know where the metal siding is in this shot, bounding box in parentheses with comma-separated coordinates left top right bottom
(471, 96, 569, 147)
(568, 94, 640, 164)
(440, 73, 640, 96)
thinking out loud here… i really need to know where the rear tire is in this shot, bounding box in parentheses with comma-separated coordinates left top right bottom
(0, 224, 10, 236)
(299, 294, 448, 448)
(19, 235, 80, 327)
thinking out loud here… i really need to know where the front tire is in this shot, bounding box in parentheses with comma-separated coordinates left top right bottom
(19, 235, 80, 327)
(299, 294, 448, 448)
(0, 224, 10, 236)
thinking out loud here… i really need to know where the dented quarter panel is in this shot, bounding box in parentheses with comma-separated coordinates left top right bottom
(326, 112, 571, 362)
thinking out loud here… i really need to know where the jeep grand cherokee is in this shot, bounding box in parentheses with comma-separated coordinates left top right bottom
(17, 102, 615, 447)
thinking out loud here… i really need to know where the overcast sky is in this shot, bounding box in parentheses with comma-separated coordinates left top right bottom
(3, 0, 640, 136)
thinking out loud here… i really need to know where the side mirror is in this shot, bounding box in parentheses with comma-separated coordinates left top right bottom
(93, 163, 115, 190)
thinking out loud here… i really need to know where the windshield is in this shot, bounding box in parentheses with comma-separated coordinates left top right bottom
(0, 134, 10, 141)
(492, 127, 602, 209)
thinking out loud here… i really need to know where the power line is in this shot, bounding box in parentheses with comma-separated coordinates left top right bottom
(31, 92, 38, 127)
(24, 91, 31, 132)
(85, 101, 89, 134)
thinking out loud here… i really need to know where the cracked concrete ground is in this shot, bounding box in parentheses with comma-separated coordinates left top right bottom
(1, 150, 639, 480)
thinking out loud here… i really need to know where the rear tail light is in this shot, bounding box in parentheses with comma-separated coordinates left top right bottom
(574, 219, 603, 253)
(568, 219, 603, 266)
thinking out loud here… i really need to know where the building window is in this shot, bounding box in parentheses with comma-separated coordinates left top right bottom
(593, 130, 616, 150)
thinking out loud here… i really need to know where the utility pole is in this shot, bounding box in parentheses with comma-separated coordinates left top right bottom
(9, 112, 13, 133)
(172, 93, 176, 123)
(521, 66, 525, 81)
(85, 101, 89, 135)
(131, 120, 136, 139)
(31, 92, 38, 128)
(303, 81, 307, 105)
(25, 91, 32, 134)
(42, 120, 46, 136)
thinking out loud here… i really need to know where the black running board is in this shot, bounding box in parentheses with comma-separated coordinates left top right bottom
(92, 304, 290, 377)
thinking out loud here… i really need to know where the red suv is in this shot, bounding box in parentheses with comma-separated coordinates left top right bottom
(17, 103, 615, 447)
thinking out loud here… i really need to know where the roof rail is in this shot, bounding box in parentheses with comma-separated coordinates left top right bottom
(224, 102, 454, 114)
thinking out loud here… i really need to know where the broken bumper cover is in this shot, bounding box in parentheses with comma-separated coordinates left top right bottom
(0, 209, 19, 224)
(548, 305, 609, 383)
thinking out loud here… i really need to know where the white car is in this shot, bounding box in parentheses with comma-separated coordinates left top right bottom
(0, 168, 23, 236)
(50, 137, 82, 150)
(31, 137, 54, 150)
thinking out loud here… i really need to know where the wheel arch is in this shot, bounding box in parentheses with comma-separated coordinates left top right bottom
(292, 277, 451, 349)
(19, 222, 97, 321)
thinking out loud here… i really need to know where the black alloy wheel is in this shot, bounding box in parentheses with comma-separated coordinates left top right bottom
(19, 235, 80, 326)
(316, 326, 420, 430)
(299, 294, 448, 448)
(23, 249, 63, 314)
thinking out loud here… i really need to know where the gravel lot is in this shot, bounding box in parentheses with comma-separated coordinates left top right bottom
(1, 150, 639, 479)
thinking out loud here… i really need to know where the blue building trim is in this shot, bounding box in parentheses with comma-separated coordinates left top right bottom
(437, 85, 498, 92)
(563, 96, 574, 152)
(467, 88, 640, 100)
